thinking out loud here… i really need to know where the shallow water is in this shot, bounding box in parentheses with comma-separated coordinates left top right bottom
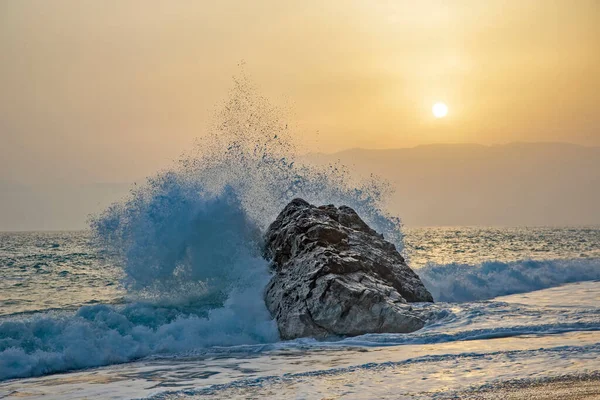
(2, 227, 598, 315)
(1, 282, 600, 399)
(1, 227, 599, 399)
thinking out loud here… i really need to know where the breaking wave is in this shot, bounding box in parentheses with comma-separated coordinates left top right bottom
(0, 284, 278, 381)
(419, 258, 600, 302)
(91, 73, 403, 293)
(1, 74, 598, 382)
(0, 74, 401, 381)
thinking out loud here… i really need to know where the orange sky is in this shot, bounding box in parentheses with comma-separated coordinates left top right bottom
(1, 0, 599, 183)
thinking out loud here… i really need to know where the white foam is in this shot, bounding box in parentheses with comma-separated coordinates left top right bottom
(419, 258, 600, 302)
(0, 75, 406, 381)
(0, 278, 278, 381)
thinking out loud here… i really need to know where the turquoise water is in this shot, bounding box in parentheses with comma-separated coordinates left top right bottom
(2, 227, 599, 316)
(1, 227, 599, 399)
(3, 73, 599, 399)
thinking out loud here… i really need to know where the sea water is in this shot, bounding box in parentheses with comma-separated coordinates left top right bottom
(0, 228, 599, 399)
(1, 77, 599, 398)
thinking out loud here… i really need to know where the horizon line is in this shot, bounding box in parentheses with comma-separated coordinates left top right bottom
(306, 140, 599, 155)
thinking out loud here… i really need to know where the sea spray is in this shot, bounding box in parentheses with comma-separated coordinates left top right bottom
(92, 73, 403, 293)
(0, 186, 278, 381)
(0, 74, 403, 381)
(175, 73, 403, 247)
(2, 76, 600, 383)
(91, 180, 263, 294)
(91, 72, 405, 309)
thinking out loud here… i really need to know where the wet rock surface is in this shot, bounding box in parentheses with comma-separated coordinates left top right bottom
(263, 198, 433, 340)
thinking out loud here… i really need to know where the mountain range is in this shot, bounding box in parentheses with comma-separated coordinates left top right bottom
(1, 142, 598, 230)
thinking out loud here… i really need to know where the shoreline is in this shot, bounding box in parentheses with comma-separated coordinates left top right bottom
(445, 373, 600, 399)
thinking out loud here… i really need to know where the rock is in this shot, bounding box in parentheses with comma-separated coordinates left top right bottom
(263, 198, 434, 340)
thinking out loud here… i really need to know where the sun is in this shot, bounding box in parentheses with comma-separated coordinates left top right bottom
(432, 102, 448, 118)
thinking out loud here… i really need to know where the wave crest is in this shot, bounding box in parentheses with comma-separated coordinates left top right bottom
(419, 258, 600, 302)
(0, 74, 407, 382)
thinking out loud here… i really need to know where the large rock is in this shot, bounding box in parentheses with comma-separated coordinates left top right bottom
(263, 198, 433, 340)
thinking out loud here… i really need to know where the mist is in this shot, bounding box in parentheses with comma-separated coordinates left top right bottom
(310, 143, 600, 227)
(2, 142, 598, 230)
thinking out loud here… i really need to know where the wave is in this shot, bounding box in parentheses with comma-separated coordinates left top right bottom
(0, 284, 278, 381)
(145, 343, 600, 399)
(3, 186, 281, 381)
(0, 227, 278, 381)
(419, 258, 600, 302)
(2, 273, 600, 381)
(0, 74, 405, 382)
(3, 74, 599, 382)
(266, 297, 600, 348)
(0, 184, 277, 381)
(89, 74, 403, 293)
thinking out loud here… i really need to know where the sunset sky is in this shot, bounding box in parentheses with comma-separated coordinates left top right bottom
(1, 0, 599, 184)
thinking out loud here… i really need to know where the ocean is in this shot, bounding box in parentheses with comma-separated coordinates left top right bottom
(1, 227, 599, 399)
(1, 82, 600, 399)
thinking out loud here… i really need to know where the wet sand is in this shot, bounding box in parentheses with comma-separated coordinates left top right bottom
(447, 374, 600, 399)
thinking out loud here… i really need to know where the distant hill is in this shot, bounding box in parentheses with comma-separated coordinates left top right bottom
(307, 142, 600, 227)
(1, 143, 598, 230)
